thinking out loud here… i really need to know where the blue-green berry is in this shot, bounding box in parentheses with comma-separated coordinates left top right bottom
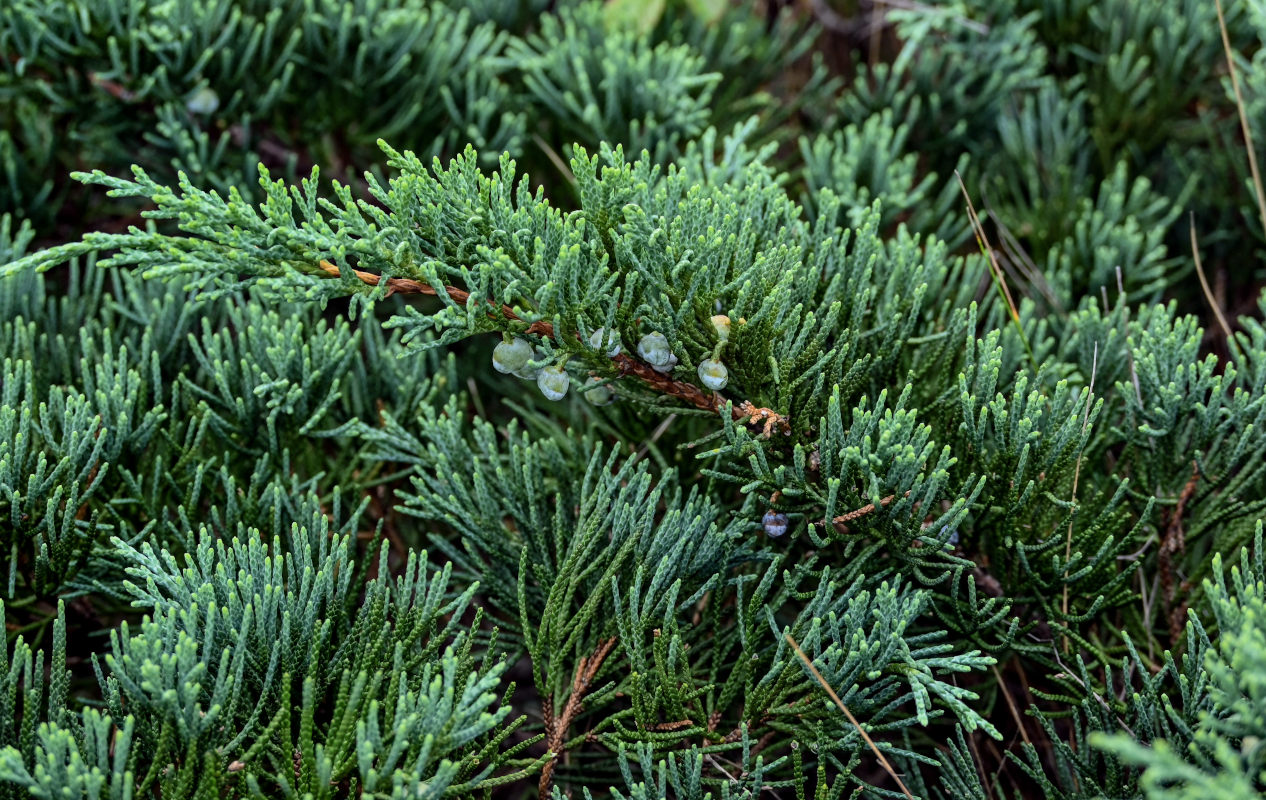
(697, 359, 728, 391)
(638, 332, 671, 364)
(638, 332, 677, 373)
(513, 347, 545, 380)
(589, 327, 622, 357)
(492, 338, 534, 374)
(538, 364, 570, 400)
(583, 376, 614, 405)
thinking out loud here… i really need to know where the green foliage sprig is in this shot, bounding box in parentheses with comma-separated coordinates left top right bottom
(7, 0, 1266, 797)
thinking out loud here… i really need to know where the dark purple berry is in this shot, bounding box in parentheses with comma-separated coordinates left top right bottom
(762, 510, 789, 537)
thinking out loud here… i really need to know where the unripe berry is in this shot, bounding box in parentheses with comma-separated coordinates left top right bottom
(710, 314, 731, 342)
(589, 327, 622, 357)
(637, 332, 672, 366)
(537, 363, 570, 400)
(697, 359, 728, 391)
(637, 331, 678, 373)
(583, 376, 614, 405)
(492, 338, 534, 374)
(513, 347, 545, 380)
(651, 353, 678, 374)
(762, 510, 789, 537)
(186, 87, 220, 115)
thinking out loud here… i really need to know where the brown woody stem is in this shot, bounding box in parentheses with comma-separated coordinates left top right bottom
(827, 491, 911, 531)
(538, 637, 617, 799)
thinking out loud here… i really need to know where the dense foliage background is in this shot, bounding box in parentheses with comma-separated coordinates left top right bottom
(4, 1, 1266, 798)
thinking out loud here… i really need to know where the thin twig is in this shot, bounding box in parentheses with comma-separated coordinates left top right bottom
(958, 175, 1020, 323)
(965, 730, 997, 800)
(532, 133, 576, 186)
(991, 665, 1034, 750)
(1061, 342, 1097, 652)
(1115, 532, 1158, 562)
(988, 208, 1062, 313)
(633, 413, 678, 463)
(956, 172, 1037, 374)
(1190, 214, 1234, 341)
(1215, 0, 1266, 239)
(704, 754, 739, 783)
(1052, 652, 1135, 738)
(828, 491, 910, 531)
(1010, 657, 1038, 724)
(784, 633, 915, 800)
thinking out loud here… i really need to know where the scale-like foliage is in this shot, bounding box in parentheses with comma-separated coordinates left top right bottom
(1093, 526, 1266, 799)
(0, 514, 542, 798)
(7, 1, 1266, 797)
